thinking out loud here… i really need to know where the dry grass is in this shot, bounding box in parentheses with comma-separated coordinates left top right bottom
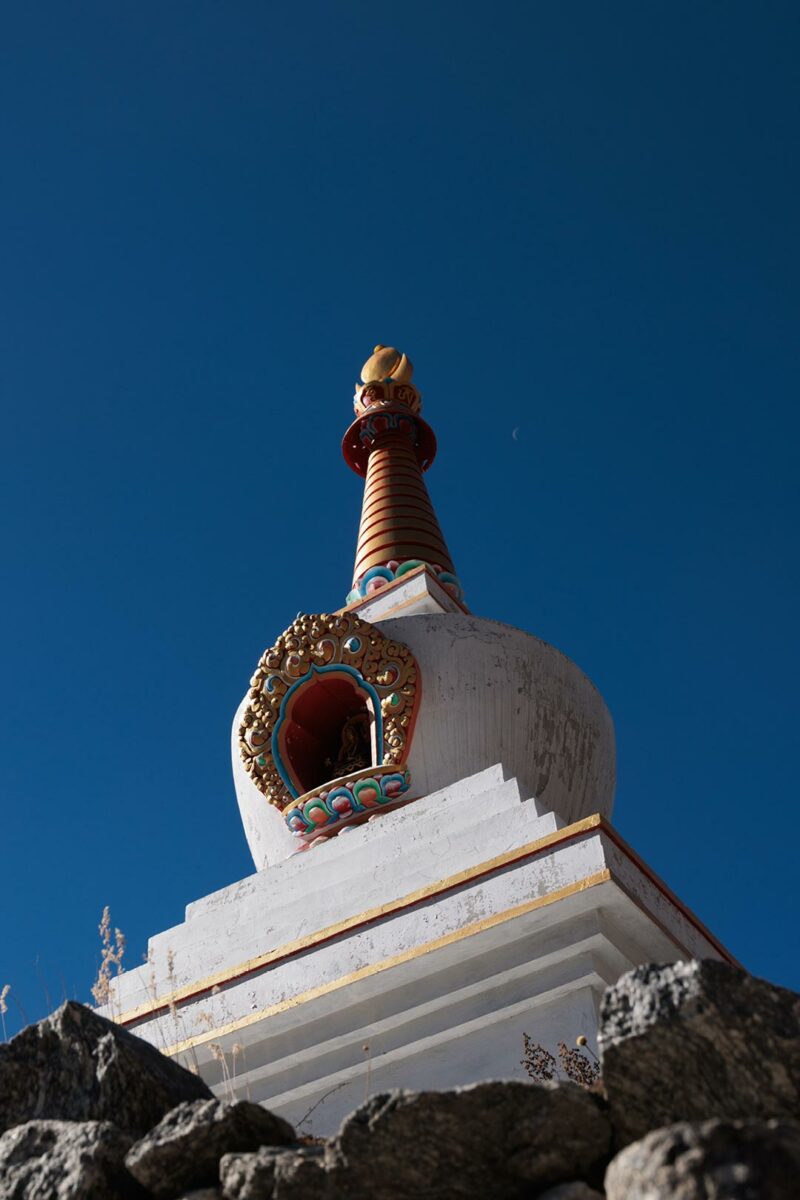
(296, 1080, 347, 1136)
(90, 907, 126, 1012)
(521, 1032, 602, 1091)
(0, 984, 10, 1042)
(210, 1041, 236, 1101)
(362, 1041, 372, 1103)
(88, 912, 244, 1098)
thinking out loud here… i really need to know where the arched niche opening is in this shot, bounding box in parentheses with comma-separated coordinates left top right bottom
(275, 668, 380, 797)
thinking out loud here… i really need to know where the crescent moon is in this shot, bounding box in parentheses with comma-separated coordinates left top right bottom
(512, 427, 520, 441)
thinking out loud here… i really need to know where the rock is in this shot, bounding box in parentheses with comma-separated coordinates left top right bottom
(0, 1000, 212, 1138)
(220, 1144, 327, 1200)
(221, 1082, 610, 1198)
(605, 1118, 800, 1199)
(126, 1098, 295, 1198)
(177, 1192, 224, 1200)
(538, 1185, 605, 1200)
(0, 1119, 144, 1199)
(325, 1081, 611, 1198)
(599, 961, 800, 1146)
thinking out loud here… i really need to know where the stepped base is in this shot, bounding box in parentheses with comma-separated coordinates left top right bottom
(103, 765, 733, 1135)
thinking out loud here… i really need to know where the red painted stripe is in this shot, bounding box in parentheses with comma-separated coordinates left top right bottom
(359, 505, 441, 529)
(361, 483, 433, 516)
(362, 502, 443, 520)
(599, 824, 741, 965)
(360, 508, 441, 529)
(356, 524, 449, 557)
(367, 456, 420, 472)
(357, 526, 449, 552)
(367, 473, 432, 491)
(363, 473, 429, 495)
(366, 451, 423, 469)
(365, 445, 421, 463)
(364, 465, 427, 486)
(365, 468, 426, 488)
(360, 499, 434, 527)
(367, 465, 422, 481)
(357, 510, 446, 541)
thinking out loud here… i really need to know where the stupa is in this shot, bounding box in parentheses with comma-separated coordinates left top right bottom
(104, 346, 734, 1134)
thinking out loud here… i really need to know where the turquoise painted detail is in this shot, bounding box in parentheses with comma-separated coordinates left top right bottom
(285, 767, 411, 835)
(361, 565, 394, 592)
(271, 664, 383, 800)
(347, 560, 464, 604)
(437, 571, 464, 601)
(394, 559, 423, 578)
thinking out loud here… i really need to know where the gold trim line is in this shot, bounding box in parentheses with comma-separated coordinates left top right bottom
(115, 814, 604, 1025)
(161, 870, 612, 1057)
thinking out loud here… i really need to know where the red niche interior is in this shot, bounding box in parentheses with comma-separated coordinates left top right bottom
(280, 673, 376, 796)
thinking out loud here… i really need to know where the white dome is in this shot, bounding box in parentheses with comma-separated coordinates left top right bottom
(232, 612, 615, 870)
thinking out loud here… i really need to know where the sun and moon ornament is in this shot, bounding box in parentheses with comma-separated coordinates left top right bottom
(238, 611, 419, 843)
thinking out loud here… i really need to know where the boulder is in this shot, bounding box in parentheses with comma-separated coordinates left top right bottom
(331, 1080, 606, 1200)
(605, 1117, 800, 1199)
(599, 961, 800, 1146)
(0, 1000, 212, 1138)
(221, 1082, 610, 1199)
(126, 1098, 295, 1197)
(326, 1081, 610, 1198)
(220, 1144, 327, 1200)
(0, 1119, 144, 1199)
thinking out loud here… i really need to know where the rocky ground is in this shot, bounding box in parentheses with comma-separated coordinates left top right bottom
(0, 960, 798, 1198)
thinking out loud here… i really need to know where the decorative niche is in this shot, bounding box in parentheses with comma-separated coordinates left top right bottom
(239, 612, 419, 840)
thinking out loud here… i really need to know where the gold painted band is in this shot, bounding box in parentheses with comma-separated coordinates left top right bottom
(357, 509, 447, 541)
(115, 816, 607, 1027)
(356, 522, 450, 557)
(365, 449, 426, 471)
(160, 871, 615, 1056)
(115, 816, 739, 1036)
(362, 463, 429, 490)
(356, 526, 450, 558)
(365, 469, 430, 491)
(361, 485, 435, 518)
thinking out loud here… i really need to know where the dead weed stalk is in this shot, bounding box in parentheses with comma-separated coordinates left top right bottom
(91, 907, 126, 1016)
(521, 1033, 602, 1092)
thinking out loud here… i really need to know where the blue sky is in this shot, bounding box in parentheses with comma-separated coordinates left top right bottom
(1, 2, 798, 1036)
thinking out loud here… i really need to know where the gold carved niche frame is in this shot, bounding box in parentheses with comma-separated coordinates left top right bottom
(238, 612, 419, 810)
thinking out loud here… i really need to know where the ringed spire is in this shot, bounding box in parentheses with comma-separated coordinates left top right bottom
(341, 345, 464, 606)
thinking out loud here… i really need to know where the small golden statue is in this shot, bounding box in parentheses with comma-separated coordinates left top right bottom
(326, 712, 372, 779)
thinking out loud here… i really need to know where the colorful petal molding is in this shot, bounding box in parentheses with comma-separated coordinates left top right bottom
(284, 765, 412, 837)
(347, 557, 464, 605)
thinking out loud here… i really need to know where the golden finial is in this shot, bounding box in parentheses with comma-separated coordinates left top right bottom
(361, 345, 413, 385)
